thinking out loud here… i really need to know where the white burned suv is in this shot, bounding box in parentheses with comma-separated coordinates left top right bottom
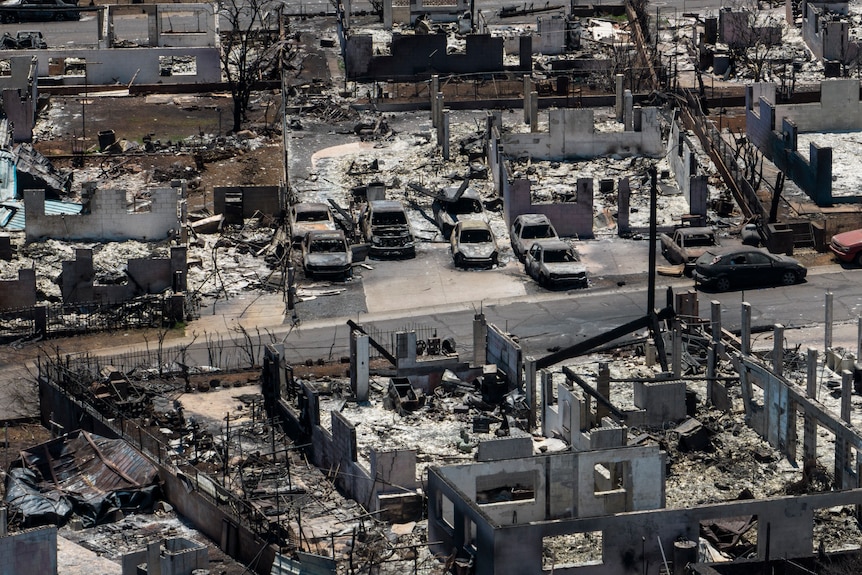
(524, 239, 587, 288)
(510, 213, 559, 261)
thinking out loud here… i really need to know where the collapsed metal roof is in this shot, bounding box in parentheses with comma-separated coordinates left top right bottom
(5, 430, 160, 527)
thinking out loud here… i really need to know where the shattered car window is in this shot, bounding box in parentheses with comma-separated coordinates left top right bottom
(310, 239, 345, 253)
(461, 229, 492, 243)
(544, 249, 576, 263)
(447, 198, 482, 214)
(522, 225, 554, 240)
(685, 235, 715, 247)
(372, 212, 408, 225)
(296, 211, 330, 222)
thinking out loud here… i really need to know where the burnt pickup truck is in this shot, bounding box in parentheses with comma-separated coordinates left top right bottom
(660, 226, 719, 273)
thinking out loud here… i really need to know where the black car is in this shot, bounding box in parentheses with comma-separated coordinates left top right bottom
(692, 248, 807, 292)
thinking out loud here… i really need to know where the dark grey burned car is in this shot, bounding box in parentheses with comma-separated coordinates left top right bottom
(524, 239, 587, 288)
(693, 248, 806, 292)
(433, 186, 485, 239)
(301, 230, 367, 279)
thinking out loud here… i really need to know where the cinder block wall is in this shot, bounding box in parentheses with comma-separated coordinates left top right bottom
(0, 269, 36, 310)
(0, 526, 57, 574)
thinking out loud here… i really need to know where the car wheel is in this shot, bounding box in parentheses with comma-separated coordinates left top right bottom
(490, 254, 498, 268)
(715, 276, 731, 292)
(855, 252, 862, 267)
(454, 253, 465, 268)
(780, 270, 798, 286)
(538, 274, 548, 287)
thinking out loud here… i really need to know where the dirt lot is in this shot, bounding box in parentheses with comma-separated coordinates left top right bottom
(34, 91, 286, 212)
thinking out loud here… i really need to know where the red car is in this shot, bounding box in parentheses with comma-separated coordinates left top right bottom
(829, 229, 862, 266)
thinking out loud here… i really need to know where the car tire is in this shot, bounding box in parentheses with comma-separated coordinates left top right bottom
(715, 276, 731, 292)
(538, 274, 548, 287)
(781, 270, 798, 286)
(855, 252, 862, 267)
(454, 253, 464, 268)
(490, 254, 498, 268)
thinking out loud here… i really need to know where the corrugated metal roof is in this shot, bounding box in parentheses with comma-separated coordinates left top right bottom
(18, 430, 159, 496)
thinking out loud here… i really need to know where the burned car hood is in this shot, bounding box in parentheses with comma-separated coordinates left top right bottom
(459, 243, 496, 258)
(372, 225, 411, 237)
(294, 222, 334, 236)
(306, 252, 351, 267)
(543, 262, 587, 276)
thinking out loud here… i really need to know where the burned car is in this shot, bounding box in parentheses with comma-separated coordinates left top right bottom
(450, 220, 498, 268)
(524, 239, 587, 288)
(510, 213, 559, 261)
(360, 200, 416, 258)
(301, 230, 367, 279)
(289, 202, 337, 245)
(432, 186, 485, 239)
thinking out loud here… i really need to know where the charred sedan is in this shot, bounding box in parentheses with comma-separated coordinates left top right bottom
(433, 186, 485, 239)
(450, 220, 498, 268)
(301, 230, 357, 279)
(524, 239, 587, 288)
(289, 202, 337, 245)
(693, 248, 807, 292)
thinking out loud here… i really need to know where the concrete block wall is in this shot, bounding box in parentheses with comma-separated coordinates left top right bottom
(213, 186, 283, 218)
(122, 538, 207, 575)
(0, 268, 36, 310)
(668, 114, 708, 218)
(0, 526, 57, 575)
(501, 107, 663, 160)
(61, 246, 187, 304)
(0, 56, 38, 142)
(535, 15, 566, 55)
(13, 47, 220, 85)
(25, 186, 183, 242)
(633, 379, 687, 427)
(801, 1, 860, 63)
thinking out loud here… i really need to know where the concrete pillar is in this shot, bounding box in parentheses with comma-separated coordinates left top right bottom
(525, 357, 537, 430)
(842, 369, 853, 423)
(706, 343, 715, 404)
(711, 300, 722, 343)
(529, 91, 539, 132)
(804, 348, 818, 465)
(857, 315, 862, 360)
(615, 73, 624, 121)
(431, 75, 439, 121)
(645, 338, 656, 366)
(0, 507, 6, 536)
(596, 362, 610, 423)
(541, 369, 554, 437)
(741, 302, 751, 356)
(523, 75, 531, 123)
(773, 324, 784, 377)
(441, 110, 450, 160)
(617, 178, 630, 235)
(623, 90, 633, 131)
(825, 291, 833, 352)
(473, 313, 487, 366)
(633, 105, 642, 132)
(148, 541, 162, 575)
(672, 320, 682, 378)
(434, 92, 444, 129)
(350, 330, 369, 402)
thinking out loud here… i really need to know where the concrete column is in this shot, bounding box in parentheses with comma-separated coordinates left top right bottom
(350, 330, 369, 402)
(825, 291, 833, 352)
(773, 324, 784, 377)
(672, 320, 682, 378)
(148, 541, 162, 575)
(842, 369, 853, 423)
(541, 369, 554, 437)
(0, 507, 6, 536)
(596, 362, 610, 423)
(857, 315, 861, 360)
(804, 348, 818, 465)
(711, 300, 722, 343)
(430, 75, 439, 121)
(529, 91, 539, 132)
(741, 302, 751, 356)
(623, 90, 633, 131)
(523, 75, 531, 123)
(617, 178, 630, 235)
(706, 343, 716, 404)
(645, 338, 656, 366)
(473, 313, 487, 366)
(441, 110, 450, 160)
(525, 357, 537, 430)
(434, 93, 444, 129)
(615, 73, 624, 121)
